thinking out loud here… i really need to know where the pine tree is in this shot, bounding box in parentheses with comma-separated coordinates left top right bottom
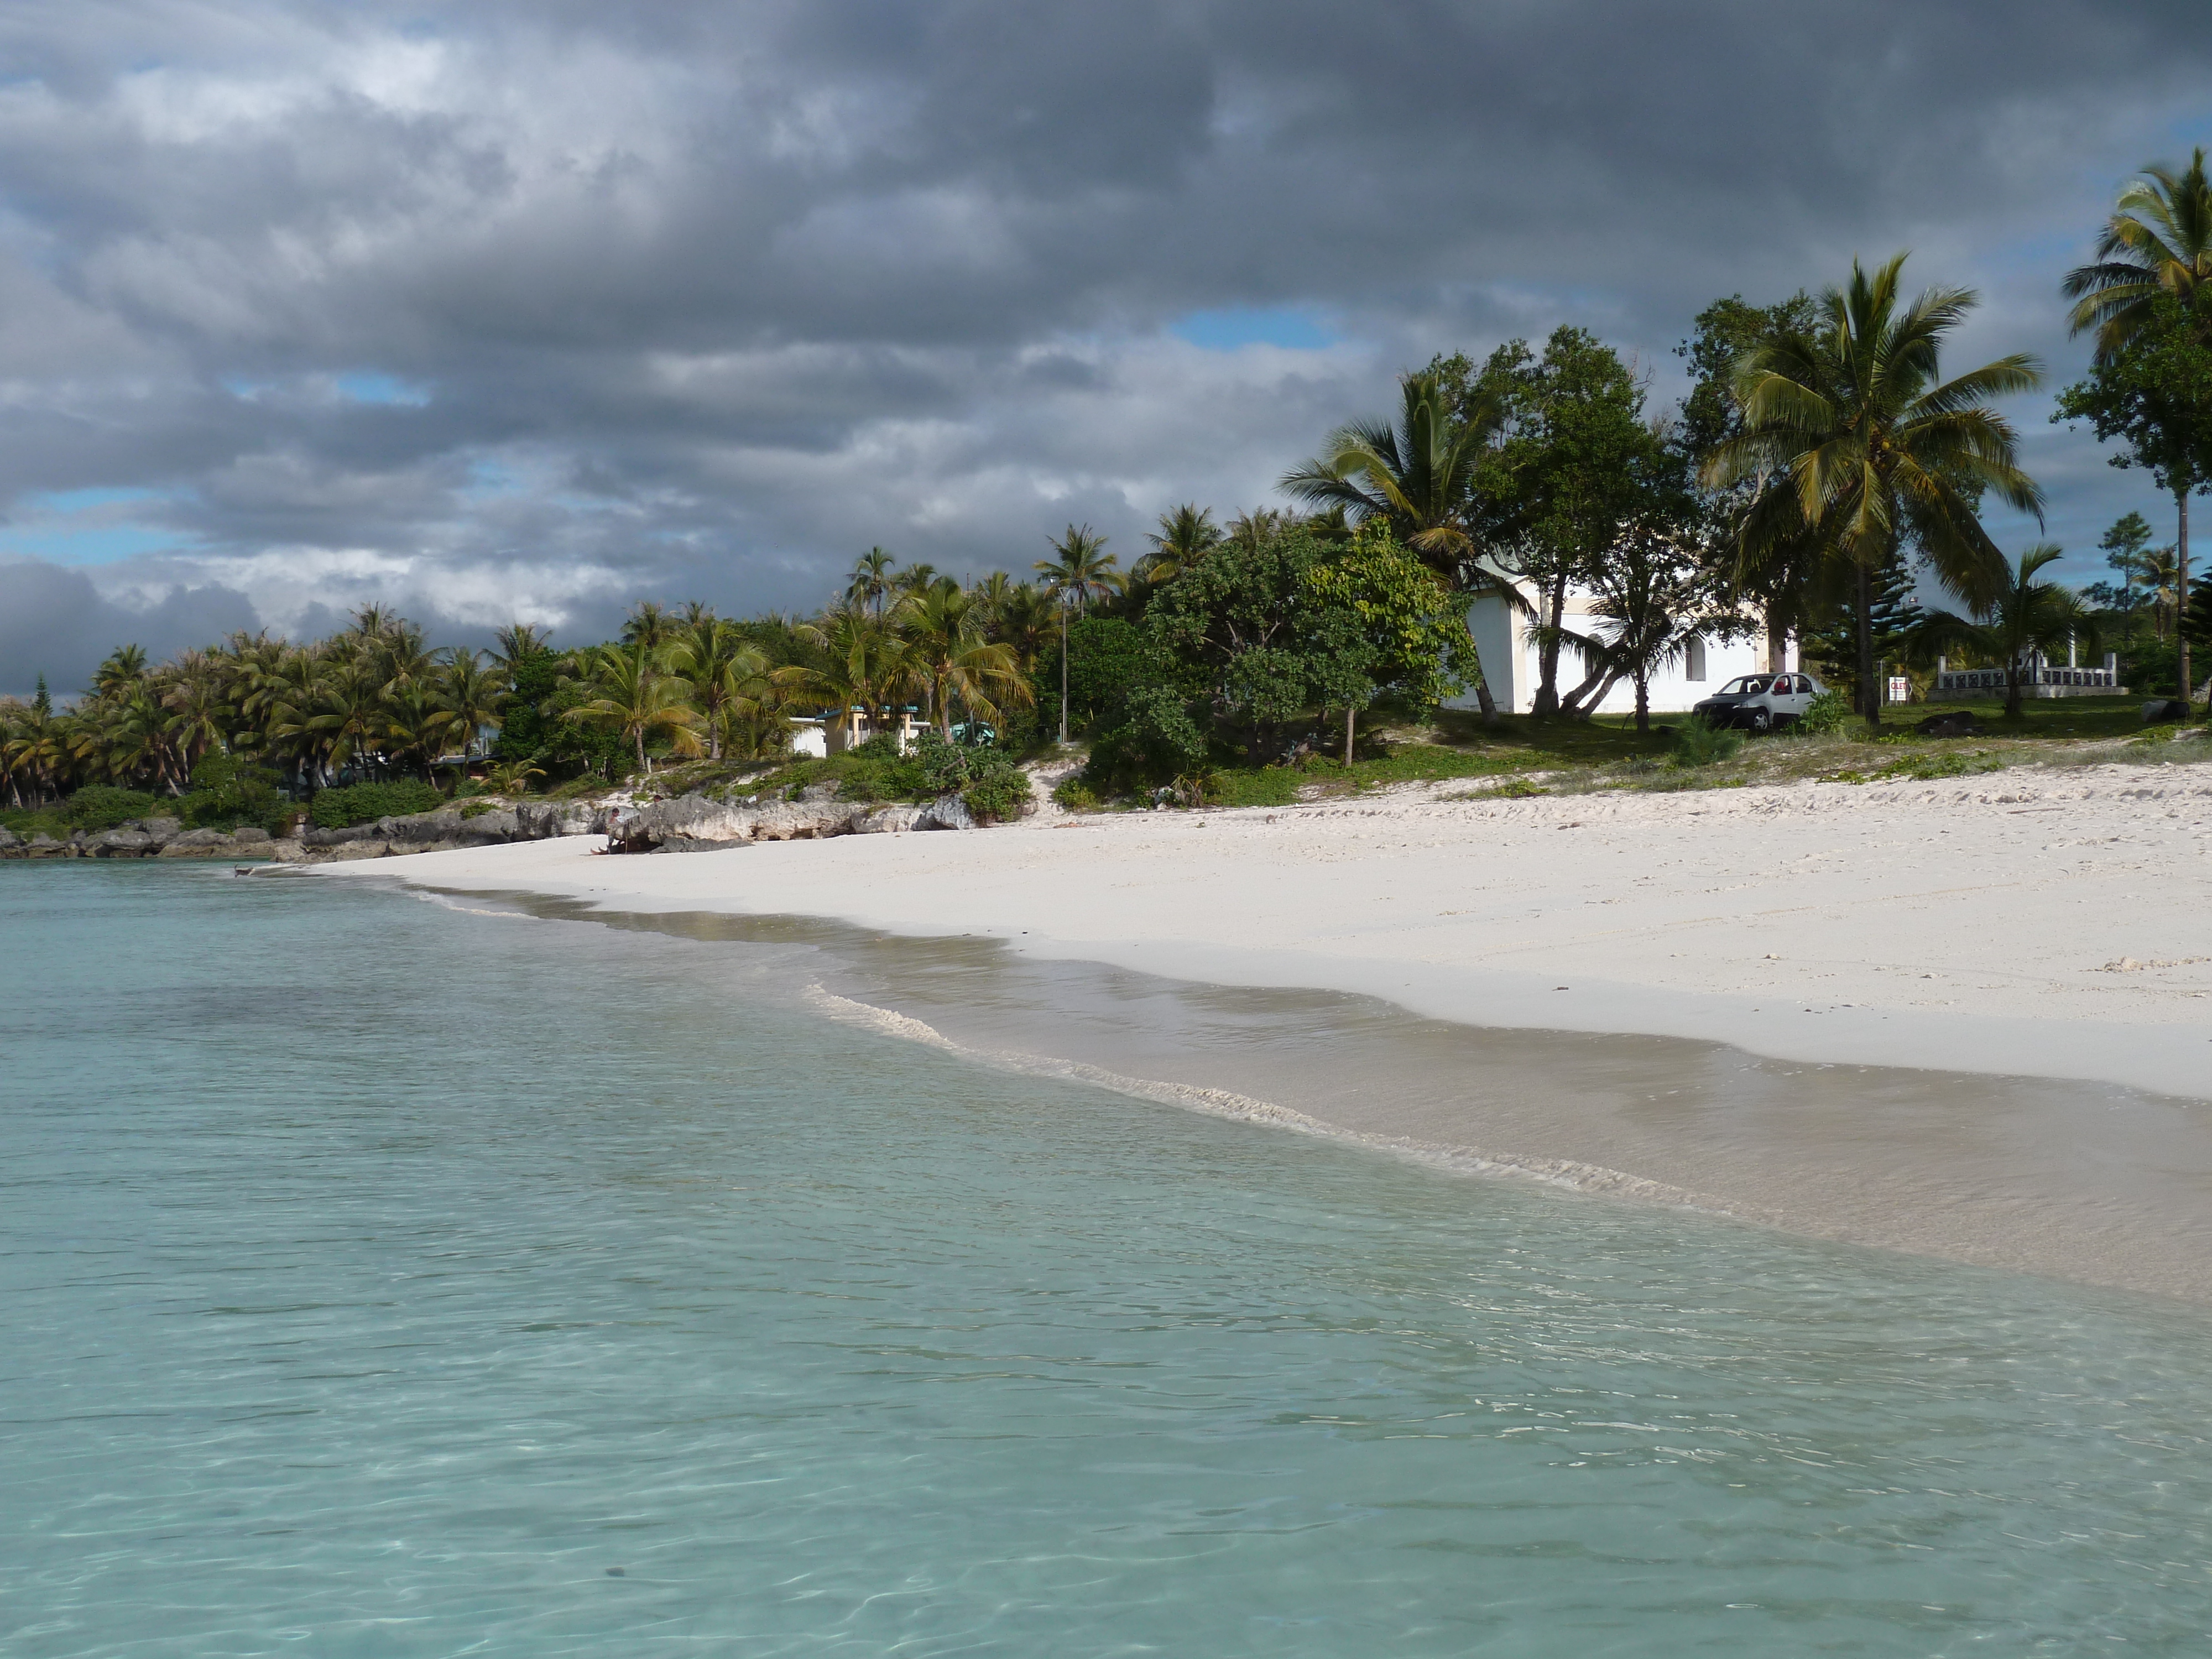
(33, 674, 51, 719)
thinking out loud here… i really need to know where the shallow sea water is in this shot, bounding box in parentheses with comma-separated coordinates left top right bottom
(6, 863, 2212, 1657)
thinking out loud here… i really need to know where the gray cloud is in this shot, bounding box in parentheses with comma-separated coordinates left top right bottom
(1, 0, 2208, 690)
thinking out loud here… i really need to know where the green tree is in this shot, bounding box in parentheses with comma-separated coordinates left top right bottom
(1135, 504, 1222, 585)
(2053, 296, 2212, 708)
(904, 580, 1031, 739)
(1035, 524, 1119, 745)
(436, 648, 510, 762)
(1302, 524, 1478, 755)
(1677, 292, 1819, 670)
(846, 547, 896, 617)
(1285, 368, 1521, 722)
(1708, 253, 2043, 724)
(1907, 545, 2099, 719)
(1457, 329, 1673, 716)
(565, 643, 703, 775)
(2063, 148, 2212, 359)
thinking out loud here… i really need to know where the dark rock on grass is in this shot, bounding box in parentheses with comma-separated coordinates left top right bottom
(2143, 698, 2192, 724)
(1917, 711, 1981, 738)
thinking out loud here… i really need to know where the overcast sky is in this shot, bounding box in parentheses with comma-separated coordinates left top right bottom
(2, 1, 2208, 693)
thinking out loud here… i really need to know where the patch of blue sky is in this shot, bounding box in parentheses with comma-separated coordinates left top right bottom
(4, 485, 192, 566)
(0, 520, 186, 566)
(27, 486, 167, 513)
(1170, 305, 1338, 352)
(334, 371, 430, 406)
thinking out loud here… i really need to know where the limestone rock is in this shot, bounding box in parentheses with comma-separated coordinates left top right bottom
(914, 794, 975, 831)
(229, 826, 272, 845)
(91, 828, 160, 857)
(144, 817, 181, 841)
(856, 804, 925, 833)
(159, 827, 236, 857)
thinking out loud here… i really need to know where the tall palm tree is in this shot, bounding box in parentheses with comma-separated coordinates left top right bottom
(904, 581, 1032, 739)
(2063, 149, 2212, 359)
(566, 642, 702, 775)
(1035, 524, 1118, 745)
(1136, 504, 1222, 584)
(1907, 544, 2099, 719)
(789, 602, 916, 750)
(436, 649, 510, 763)
(493, 623, 552, 671)
(1708, 253, 2044, 723)
(620, 601, 674, 651)
(1281, 372, 1524, 723)
(1280, 369, 1505, 576)
(2064, 154, 2212, 712)
(846, 547, 897, 617)
(667, 617, 776, 760)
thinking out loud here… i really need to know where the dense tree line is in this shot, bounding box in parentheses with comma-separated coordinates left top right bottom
(8, 148, 2211, 809)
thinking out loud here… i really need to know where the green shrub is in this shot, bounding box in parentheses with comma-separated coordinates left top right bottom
(179, 752, 283, 832)
(65, 786, 161, 830)
(1797, 690, 1854, 734)
(1051, 778, 1100, 811)
(1082, 685, 1209, 794)
(1670, 719, 1744, 769)
(961, 755, 1032, 823)
(309, 779, 444, 828)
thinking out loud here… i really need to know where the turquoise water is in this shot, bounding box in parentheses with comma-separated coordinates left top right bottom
(6, 867, 2212, 1656)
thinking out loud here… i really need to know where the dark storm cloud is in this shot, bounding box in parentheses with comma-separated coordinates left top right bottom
(0, 0, 2206, 682)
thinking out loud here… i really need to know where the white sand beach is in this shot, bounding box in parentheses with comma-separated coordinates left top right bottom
(322, 759, 2212, 1298)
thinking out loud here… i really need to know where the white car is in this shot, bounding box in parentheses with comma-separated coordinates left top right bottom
(1691, 672, 1824, 733)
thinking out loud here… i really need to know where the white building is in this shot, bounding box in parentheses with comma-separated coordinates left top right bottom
(1453, 587, 1783, 717)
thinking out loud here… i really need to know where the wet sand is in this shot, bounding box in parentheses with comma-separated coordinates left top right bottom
(427, 895, 2212, 1305)
(315, 762, 2212, 1302)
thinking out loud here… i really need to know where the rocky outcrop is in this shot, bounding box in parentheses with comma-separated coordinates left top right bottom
(602, 786, 977, 852)
(3, 785, 983, 863)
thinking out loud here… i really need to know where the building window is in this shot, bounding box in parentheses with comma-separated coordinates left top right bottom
(1684, 636, 1706, 681)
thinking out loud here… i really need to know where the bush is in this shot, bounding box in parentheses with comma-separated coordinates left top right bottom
(1051, 778, 1100, 811)
(64, 786, 161, 830)
(1797, 690, 1854, 734)
(1081, 685, 1209, 795)
(910, 728, 1031, 822)
(310, 779, 444, 828)
(179, 752, 284, 833)
(1670, 719, 1744, 768)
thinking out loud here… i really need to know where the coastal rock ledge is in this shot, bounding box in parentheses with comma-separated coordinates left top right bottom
(2, 786, 982, 863)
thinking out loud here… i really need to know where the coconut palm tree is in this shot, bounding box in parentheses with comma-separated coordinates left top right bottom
(2063, 149, 2212, 359)
(1135, 504, 1222, 584)
(1907, 544, 2099, 719)
(667, 616, 778, 760)
(1280, 369, 1505, 577)
(566, 642, 702, 775)
(789, 603, 916, 750)
(436, 649, 510, 763)
(1035, 524, 1118, 745)
(620, 601, 674, 651)
(1707, 253, 2045, 724)
(905, 580, 1032, 739)
(846, 547, 897, 617)
(492, 623, 552, 672)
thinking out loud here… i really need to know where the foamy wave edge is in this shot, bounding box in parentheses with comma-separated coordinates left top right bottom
(804, 984, 1721, 1213)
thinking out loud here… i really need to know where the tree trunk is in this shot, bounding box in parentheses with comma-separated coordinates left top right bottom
(1472, 676, 1499, 727)
(636, 728, 648, 775)
(1855, 557, 1879, 727)
(1531, 578, 1567, 716)
(1557, 654, 1610, 717)
(1058, 606, 1070, 746)
(2179, 489, 2194, 714)
(1344, 703, 1355, 766)
(2006, 661, 2022, 721)
(1634, 672, 1650, 733)
(1767, 608, 1791, 675)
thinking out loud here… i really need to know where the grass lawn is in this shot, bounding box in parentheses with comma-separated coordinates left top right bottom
(1192, 694, 2210, 810)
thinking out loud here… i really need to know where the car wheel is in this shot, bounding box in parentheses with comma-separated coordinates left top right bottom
(1749, 709, 1772, 734)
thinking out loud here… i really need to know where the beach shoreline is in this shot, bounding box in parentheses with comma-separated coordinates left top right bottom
(314, 760, 2212, 1301)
